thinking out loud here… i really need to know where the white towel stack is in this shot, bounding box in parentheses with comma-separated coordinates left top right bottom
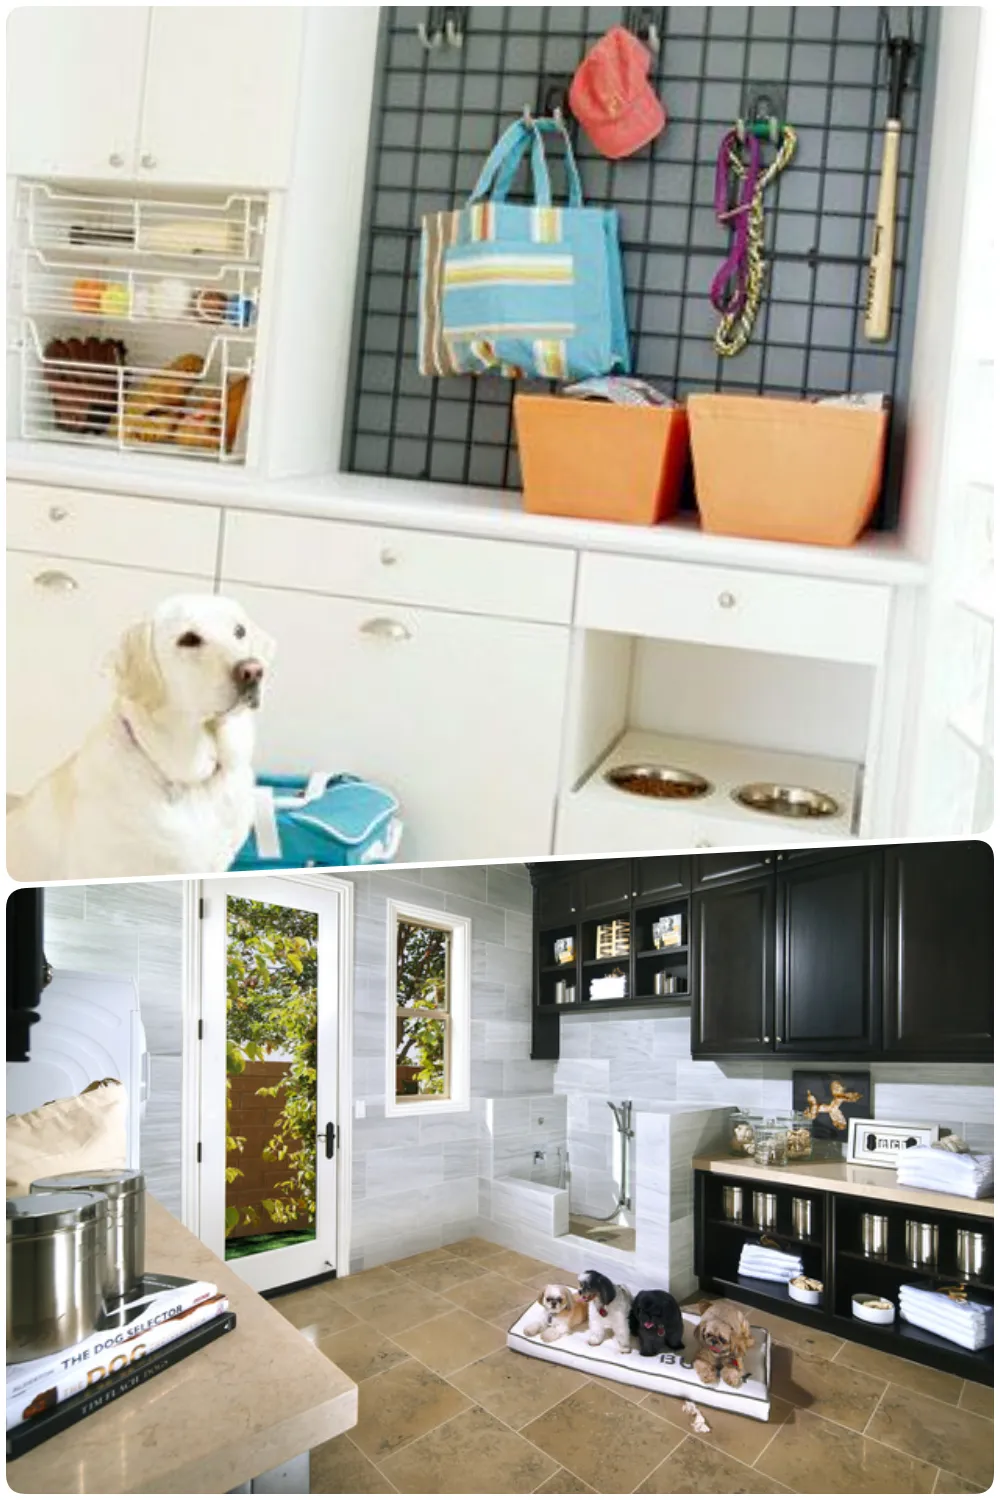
(898, 1284, 994, 1352)
(896, 1147, 994, 1200)
(739, 1243, 804, 1283)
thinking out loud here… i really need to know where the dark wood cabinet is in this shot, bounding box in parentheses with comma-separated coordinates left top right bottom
(692, 876, 775, 1056)
(632, 854, 690, 901)
(693, 851, 775, 889)
(775, 854, 882, 1054)
(883, 840, 993, 1058)
(579, 860, 631, 915)
(536, 872, 579, 928)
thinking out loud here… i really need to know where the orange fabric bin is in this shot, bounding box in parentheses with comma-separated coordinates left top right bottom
(514, 393, 690, 526)
(687, 394, 889, 547)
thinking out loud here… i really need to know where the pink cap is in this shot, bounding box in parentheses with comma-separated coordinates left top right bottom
(569, 26, 667, 160)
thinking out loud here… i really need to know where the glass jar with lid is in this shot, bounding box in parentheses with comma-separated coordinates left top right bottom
(728, 1111, 757, 1157)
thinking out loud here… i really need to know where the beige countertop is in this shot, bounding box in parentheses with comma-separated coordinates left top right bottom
(7, 1199, 358, 1494)
(693, 1154, 995, 1220)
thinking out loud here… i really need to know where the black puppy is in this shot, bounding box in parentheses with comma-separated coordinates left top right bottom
(628, 1289, 685, 1357)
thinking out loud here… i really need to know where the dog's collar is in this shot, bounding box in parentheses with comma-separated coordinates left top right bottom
(120, 715, 219, 796)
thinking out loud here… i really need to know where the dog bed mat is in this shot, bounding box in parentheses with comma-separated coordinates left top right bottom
(507, 1307, 771, 1421)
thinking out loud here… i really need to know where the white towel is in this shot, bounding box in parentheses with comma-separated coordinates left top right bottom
(739, 1244, 803, 1283)
(896, 1148, 994, 1199)
(899, 1284, 994, 1351)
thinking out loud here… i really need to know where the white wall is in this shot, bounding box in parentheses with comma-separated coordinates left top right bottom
(41, 882, 185, 1215)
(557, 1008, 994, 1217)
(341, 862, 556, 1271)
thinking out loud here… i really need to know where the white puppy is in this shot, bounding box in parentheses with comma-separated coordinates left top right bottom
(578, 1269, 633, 1354)
(523, 1284, 588, 1343)
(7, 595, 274, 880)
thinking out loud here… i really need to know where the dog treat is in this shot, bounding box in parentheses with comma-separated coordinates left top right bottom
(682, 1400, 711, 1433)
(785, 1126, 812, 1159)
(121, 352, 204, 445)
(790, 1276, 823, 1292)
(42, 336, 127, 434)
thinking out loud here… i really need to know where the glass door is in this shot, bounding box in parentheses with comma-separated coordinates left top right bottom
(198, 876, 340, 1291)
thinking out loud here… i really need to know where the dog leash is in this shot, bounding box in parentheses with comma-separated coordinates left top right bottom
(712, 120, 797, 357)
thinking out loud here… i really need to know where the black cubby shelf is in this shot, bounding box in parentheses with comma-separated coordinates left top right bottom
(696, 1167, 994, 1385)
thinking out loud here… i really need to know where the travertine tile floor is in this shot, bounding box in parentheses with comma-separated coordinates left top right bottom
(272, 1238, 994, 1494)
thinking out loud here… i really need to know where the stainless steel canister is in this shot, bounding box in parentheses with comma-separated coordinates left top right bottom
(791, 1197, 814, 1239)
(752, 1191, 778, 1229)
(6, 1191, 108, 1364)
(905, 1219, 940, 1268)
(956, 1228, 986, 1279)
(722, 1185, 744, 1221)
(31, 1169, 145, 1301)
(861, 1212, 889, 1258)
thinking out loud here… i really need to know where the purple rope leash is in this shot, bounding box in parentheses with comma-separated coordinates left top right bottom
(709, 128, 761, 318)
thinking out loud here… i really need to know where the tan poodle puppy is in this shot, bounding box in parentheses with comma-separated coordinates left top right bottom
(692, 1300, 754, 1388)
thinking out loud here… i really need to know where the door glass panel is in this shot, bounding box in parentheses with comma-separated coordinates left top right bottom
(224, 896, 318, 1261)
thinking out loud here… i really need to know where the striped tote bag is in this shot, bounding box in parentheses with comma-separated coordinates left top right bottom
(418, 115, 630, 382)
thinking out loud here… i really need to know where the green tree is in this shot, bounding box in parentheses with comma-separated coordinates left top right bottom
(225, 898, 318, 1236)
(394, 920, 449, 1097)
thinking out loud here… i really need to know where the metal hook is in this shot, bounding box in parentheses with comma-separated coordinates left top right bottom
(625, 7, 664, 56)
(417, 16, 443, 50)
(444, 15, 464, 49)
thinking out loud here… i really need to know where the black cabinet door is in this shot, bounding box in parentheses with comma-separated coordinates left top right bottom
(693, 851, 775, 889)
(775, 854, 882, 1054)
(579, 860, 631, 915)
(537, 873, 579, 928)
(692, 877, 775, 1055)
(883, 841, 993, 1058)
(632, 855, 691, 901)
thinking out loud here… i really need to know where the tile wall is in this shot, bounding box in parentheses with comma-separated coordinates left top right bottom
(41, 882, 185, 1215)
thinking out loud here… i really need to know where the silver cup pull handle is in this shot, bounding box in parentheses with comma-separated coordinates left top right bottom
(359, 616, 411, 642)
(34, 569, 78, 594)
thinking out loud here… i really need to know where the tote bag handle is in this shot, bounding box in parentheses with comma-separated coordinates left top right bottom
(469, 114, 584, 209)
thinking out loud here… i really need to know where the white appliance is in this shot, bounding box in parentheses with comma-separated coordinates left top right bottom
(4, 968, 148, 1168)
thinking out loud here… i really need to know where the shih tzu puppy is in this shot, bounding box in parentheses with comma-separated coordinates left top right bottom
(692, 1299, 754, 1387)
(578, 1269, 633, 1354)
(629, 1289, 685, 1357)
(523, 1284, 588, 1342)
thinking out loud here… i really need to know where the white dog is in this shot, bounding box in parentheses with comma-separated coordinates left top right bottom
(523, 1284, 589, 1343)
(578, 1269, 633, 1354)
(7, 595, 273, 880)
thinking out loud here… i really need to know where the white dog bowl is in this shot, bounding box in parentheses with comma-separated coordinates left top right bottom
(852, 1292, 895, 1325)
(787, 1276, 823, 1307)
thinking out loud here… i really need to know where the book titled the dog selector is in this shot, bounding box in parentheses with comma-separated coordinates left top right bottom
(7, 1311, 237, 1460)
(6, 1274, 227, 1431)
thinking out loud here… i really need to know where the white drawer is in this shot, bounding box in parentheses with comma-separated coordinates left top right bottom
(576, 551, 891, 666)
(7, 483, 222, 577)
(223, 509, 575, 624)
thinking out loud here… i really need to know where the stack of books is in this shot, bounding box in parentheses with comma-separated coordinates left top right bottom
(7, 1274, 235, 1458)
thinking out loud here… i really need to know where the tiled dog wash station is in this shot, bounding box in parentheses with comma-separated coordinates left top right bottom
(6, 6, 994, 870)
(7, 848, 993, 1491)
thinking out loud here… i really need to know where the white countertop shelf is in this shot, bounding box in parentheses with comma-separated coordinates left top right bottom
(7, 442, 929, 587)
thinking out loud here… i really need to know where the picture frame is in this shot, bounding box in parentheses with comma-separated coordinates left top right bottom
(846, 1118, 943, 1168)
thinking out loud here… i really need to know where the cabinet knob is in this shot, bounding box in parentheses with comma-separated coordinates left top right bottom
(775, 1036, 782, 1043)
(108, 152, 125, 168)
(379, 547, 399, 566)
(717, 591, 737, 610)
(48, 505, 69, 522)
(359, 616, 411, 642)
(140, 152, 157, 170)
(695, 839, 712, 849)
(763, 1035, 770, 1043)
(33, 569, 78, 594)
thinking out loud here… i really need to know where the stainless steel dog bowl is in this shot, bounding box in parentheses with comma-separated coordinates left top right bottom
(732, 782, 840, 819)
(604, 764, 712, 800)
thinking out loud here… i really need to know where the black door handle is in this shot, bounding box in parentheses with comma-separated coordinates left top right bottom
(319, 1121, 336, 1158)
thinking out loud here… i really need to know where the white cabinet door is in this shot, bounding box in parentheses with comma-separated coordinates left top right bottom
(6, 7, 150, 180)
(6, 552, 213, 795)
(138, 7, 305, 188)
(223, 582, 572, 862)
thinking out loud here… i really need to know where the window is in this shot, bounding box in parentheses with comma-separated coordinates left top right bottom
(385, 900, 470, 1117)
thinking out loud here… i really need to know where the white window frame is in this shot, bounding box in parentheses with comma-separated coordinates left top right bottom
(384, 898, 471, 1118)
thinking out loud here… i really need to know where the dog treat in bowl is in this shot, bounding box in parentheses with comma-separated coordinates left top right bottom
(852, 1293, 895, 1325)
(788, 1275, 823, 1306)
(604, 764, 712, 800)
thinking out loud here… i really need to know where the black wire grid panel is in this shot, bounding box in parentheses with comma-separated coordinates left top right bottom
(344, 6, 938, 529)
